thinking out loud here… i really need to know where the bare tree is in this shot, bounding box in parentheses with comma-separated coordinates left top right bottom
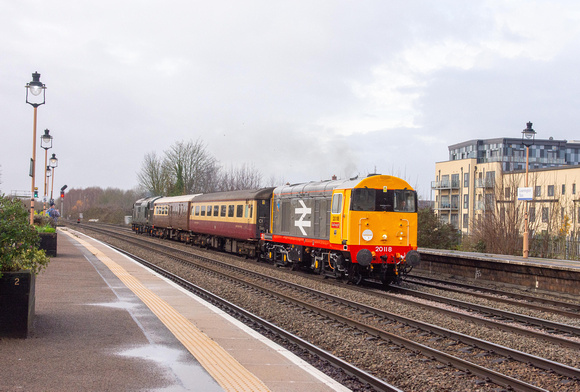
(217, 163, 263, 191)
(469, 168, 525, 255)
(137, 152, 167, 196)
(163, 139, 220, 195)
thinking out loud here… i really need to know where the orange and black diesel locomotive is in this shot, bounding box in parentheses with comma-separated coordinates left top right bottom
(132, 174, 420, 286)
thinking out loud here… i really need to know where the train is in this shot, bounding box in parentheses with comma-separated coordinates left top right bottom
(132, 174, 420, 286)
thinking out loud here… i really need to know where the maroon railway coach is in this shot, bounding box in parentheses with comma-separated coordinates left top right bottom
(151, 195, 200, 241)
(187, 188, 275, 256)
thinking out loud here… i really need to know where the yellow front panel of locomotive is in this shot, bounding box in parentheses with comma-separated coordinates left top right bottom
(344, 209, 418, 248)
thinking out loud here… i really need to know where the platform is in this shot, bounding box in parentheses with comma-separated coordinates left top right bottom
(417, 248, 580, 295)
(0, 228, 350, 392)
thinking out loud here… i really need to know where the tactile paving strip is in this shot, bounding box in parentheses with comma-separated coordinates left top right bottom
(62, 230, 270, 392)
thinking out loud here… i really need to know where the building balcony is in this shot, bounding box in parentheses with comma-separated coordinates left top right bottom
(475, 179, 495, 188)
(431, 180, 460, 190)
(434, 202, 459, 211)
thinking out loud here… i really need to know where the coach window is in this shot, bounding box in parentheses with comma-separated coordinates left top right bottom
(194, 206, 200, 216)
(220, 205, 226, 217)
(331, 194, 343, 214)
(207, 206, 212, 216)
(236, 205, 243, 218)
(201, 206, 206, 216)
(214, 205, 220, 217)
(228, 205, 235, 217)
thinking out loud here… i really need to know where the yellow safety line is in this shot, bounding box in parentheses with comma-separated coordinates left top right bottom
(61, 230, 270, 392)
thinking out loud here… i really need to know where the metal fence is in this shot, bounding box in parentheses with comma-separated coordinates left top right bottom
(529, 235, 580, 260)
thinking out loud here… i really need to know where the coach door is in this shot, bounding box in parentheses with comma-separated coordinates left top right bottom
(257, 199, 270, 234)
(329, 191, 345, 244)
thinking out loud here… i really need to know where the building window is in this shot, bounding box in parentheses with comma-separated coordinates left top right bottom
(463, 213, 469, 229)
(535, 186, 541, 197)
(464, 173, 469, 187)
(573, 184, 577, 195)
(505, 187, 510, 199)
(485, 171, 495, 187)
(542, 207, 549, 223)
(562, 184, 566, 195)
(529, 206, 535, 223)
(451, 195, 459, 209)
(548, 185, 554, 197)
(452, 173, 459, 188)
(442, 174, 450, 188)
(463, 194, 469, 209)
(450, 214, 458, 228)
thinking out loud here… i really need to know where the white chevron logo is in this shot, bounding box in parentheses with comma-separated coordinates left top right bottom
(295, 200, 311, 236)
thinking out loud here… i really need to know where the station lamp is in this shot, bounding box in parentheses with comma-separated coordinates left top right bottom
(25, 72, 47, 224)
(521, 121, 537, 259)
(49, 153, 58, 202)
(40, 129, 53, 206)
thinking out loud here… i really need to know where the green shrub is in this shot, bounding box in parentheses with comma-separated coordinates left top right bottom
(36, 224, 56, 233)
(0, 195, 50, 276)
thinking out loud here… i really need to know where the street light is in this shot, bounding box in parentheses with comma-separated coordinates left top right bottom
(49, 153, 58, 203)
(40, 129, 53, 209)
(521, 121, 536, 258)
(25, 72, 47, 225)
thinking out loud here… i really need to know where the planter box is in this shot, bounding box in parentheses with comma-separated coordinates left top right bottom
(39, 232, 57, 257)
(0, 271, 35, 338)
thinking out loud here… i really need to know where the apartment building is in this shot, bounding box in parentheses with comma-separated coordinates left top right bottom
(432, 136, 580, 236)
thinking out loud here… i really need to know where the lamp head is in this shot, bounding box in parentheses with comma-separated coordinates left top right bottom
(27, 72, 45, 96)
(521, 121, 536, 146)
(41, 129, 53, 149)
(49, 153, 58, 168)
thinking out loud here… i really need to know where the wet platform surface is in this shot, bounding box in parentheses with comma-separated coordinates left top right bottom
(0, 228, 349, 392)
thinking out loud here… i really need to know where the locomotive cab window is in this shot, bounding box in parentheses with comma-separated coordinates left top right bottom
(393, 190, 416, 212)
(331, 194, 343, 214)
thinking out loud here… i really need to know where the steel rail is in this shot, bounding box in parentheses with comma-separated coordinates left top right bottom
(392, 286, 580, 337)
(404, 276, 580, 318)
(106, 243, 403, 392)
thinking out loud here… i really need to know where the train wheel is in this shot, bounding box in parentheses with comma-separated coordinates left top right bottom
(348, 265, 363, 285)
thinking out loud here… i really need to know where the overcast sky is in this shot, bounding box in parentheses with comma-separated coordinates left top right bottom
(2, 1, 580, 200)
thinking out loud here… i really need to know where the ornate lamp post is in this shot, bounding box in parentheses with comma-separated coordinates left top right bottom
(25, 72, 47, 224)
(40, 129, 53, 209)
(49, 153, 58, 203)
(521, 122, 536, 258)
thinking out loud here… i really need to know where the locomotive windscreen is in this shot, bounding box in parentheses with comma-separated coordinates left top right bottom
(350, 188, 417, 212)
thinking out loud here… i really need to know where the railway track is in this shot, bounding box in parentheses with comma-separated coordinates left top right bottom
(404, 275, 580, 318)
(70, 223, 580, 391)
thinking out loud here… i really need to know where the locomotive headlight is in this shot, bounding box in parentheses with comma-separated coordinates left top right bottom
(382, 234, 388, 241)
